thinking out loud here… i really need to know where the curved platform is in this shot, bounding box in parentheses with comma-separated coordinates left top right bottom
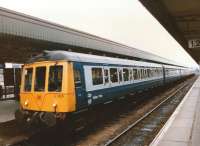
(150, 76, 200, 146)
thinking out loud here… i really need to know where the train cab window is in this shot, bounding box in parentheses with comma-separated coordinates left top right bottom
(119, 69, 123, 82)
(74, 69, 81, 86)
(35, 67, 46, 92)
(110, 68, 118, 83)
(92, 68, 103, 85)
(24, 68, 33, 92)
(48, 66, 63, 92)
(123, 68, 129, 81)
(104, 69, 109, 84)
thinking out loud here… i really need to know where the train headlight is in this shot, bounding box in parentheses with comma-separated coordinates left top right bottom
(24, 100, 29, 106)
(52, 103, 57, 108)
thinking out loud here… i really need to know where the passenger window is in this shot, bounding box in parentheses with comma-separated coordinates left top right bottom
(48, 66, 63, 92)
(133, 69, 137, 80)
(160, 68, 163, 76)
(110, 68, 118, 83)
(146, 70, 148, 77)
(35, 67, 46, 91)
(129, 69, 133, 80)
(147, 69, 151, 78)
(92, 68, 103, 85)
(140, 69, 143, 79)
(24, 68, 33, 92)
(157, 68, 160, 76)
(137, 69, 141, 80)
(144, 69, 147, 78)
(154, 69, 157, 77)
(104, 69, 109, 84)
(144, 69, 146, 78)
(119, 69, 123, 82)
(123, 68, 129, 81)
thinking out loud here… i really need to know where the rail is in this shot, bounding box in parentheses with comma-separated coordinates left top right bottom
(104, 78, 193, 146)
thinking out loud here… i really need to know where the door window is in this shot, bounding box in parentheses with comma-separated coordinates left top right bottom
(24, 68, 33, 92)
(35, 67, 46, 91)
(74, 69, 81, 87)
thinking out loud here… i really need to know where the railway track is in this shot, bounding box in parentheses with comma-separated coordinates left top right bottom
(104, 77, 196, 146)
(0, 120, 43, 146)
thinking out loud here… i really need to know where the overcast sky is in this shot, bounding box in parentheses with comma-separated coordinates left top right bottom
(0, 0, 198, 68)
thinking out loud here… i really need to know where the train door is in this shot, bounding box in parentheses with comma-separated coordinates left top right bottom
(73, 63, 88, 110)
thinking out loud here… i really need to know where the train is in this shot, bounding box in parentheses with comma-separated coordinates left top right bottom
(15, 50, 194, 126)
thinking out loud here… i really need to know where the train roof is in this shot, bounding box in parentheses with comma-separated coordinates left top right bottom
(30, 50, 169, 68)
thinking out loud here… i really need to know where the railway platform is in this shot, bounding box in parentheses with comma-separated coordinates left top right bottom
(150, 76, 200, 146)
(0, 100, 18, 123)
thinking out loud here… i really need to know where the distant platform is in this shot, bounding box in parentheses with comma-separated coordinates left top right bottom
(150, 76, 200, 146)
(0, 100, 18, 123)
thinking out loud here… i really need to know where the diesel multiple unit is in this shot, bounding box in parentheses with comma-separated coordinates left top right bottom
(16, 51, 193, 126)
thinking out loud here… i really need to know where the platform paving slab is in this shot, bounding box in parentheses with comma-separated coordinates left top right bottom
(150, 76, 200, 146)
(0, 100, 19, 123)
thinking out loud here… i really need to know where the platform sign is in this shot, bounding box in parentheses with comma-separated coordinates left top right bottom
(5, 63, 22, 69)
(188, 39, 200, 48)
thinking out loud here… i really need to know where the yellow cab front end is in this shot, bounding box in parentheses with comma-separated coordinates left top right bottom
(17, 61, 76, 126)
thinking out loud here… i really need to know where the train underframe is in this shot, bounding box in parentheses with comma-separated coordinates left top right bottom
(15, 108, 67, 127)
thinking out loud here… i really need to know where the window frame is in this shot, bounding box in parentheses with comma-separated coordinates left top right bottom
(23, 67, 33, 92)
(110, 67, 119, 85)
(74, 69, 82, 87)
(48, 65, 63, 92)
(129, 68, 133, 82)
(123, 68, 129, 82)
(91, 67, 104, 86)
(118, 68, 123, 83)
(103, 67, 110, 86)
(34, 66, 47, 92)
(133, 68, 138, 80)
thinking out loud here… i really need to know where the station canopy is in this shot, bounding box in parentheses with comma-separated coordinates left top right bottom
(0, 7, 182, 66)
(140, 0, 200, 64)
